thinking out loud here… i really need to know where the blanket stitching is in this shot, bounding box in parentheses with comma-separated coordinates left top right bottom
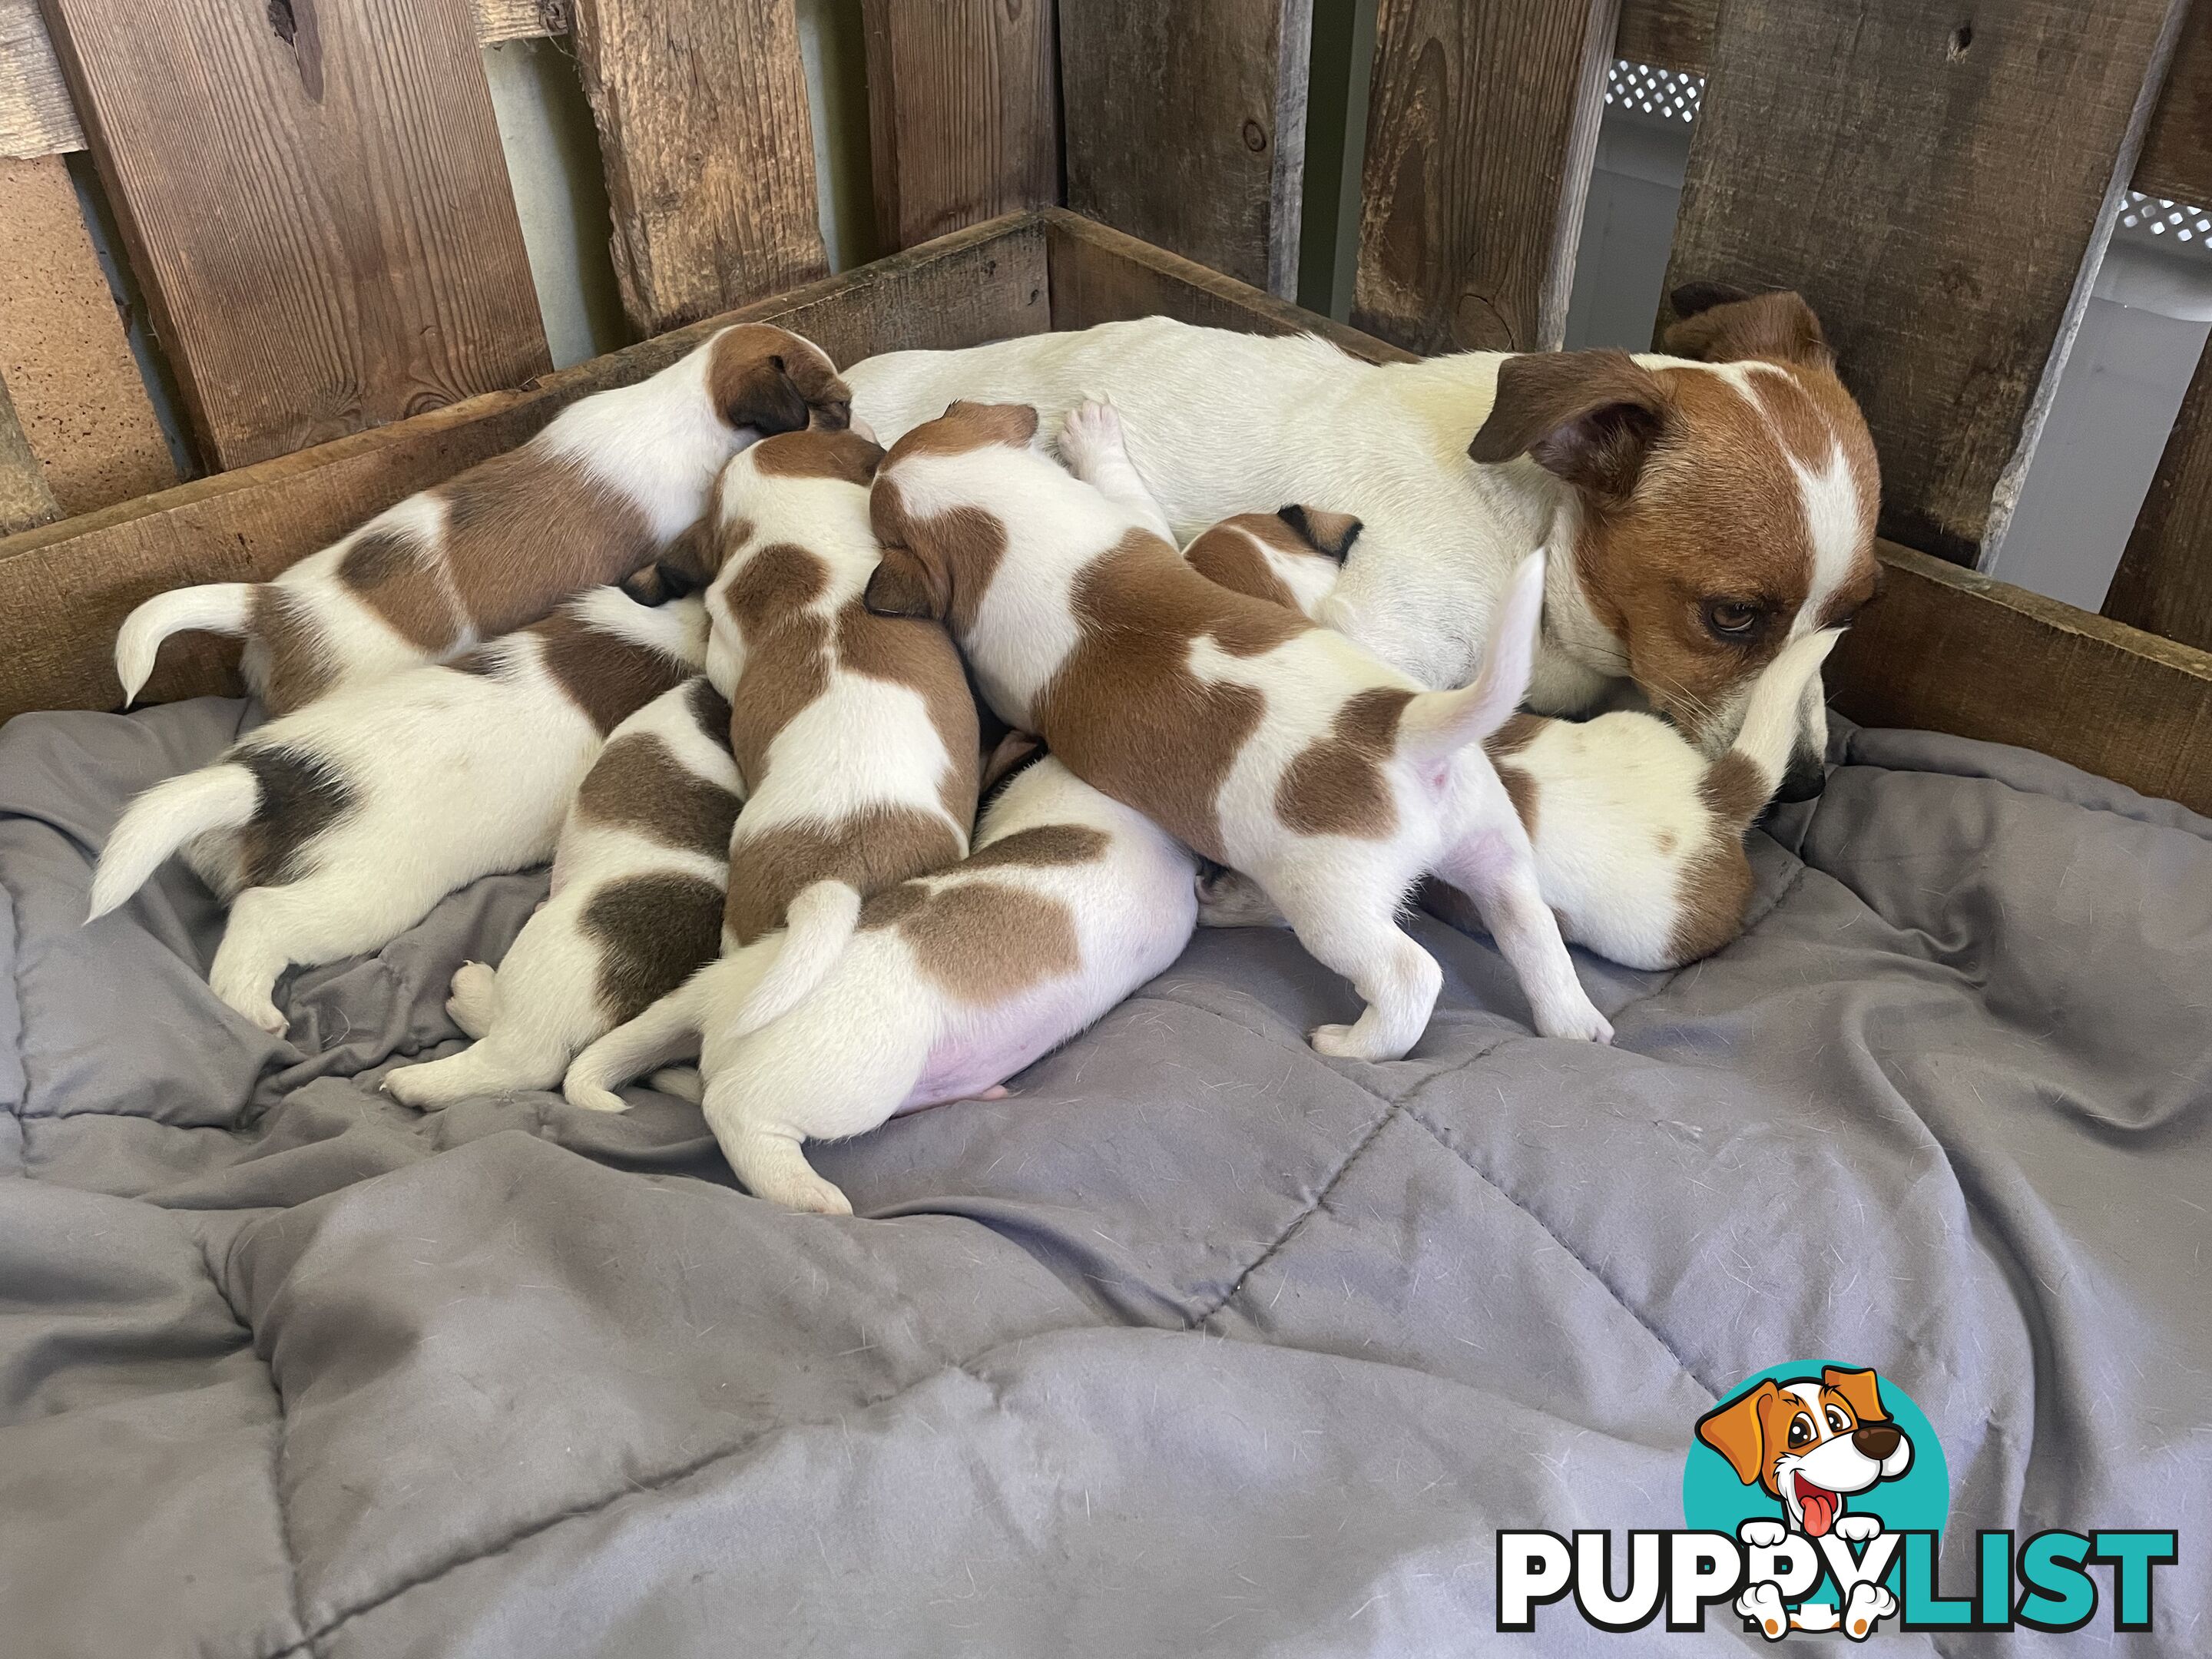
(1839, 730, 2212, 844)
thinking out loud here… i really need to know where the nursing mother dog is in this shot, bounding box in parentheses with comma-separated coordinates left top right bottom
(846, 286, 1882, 796)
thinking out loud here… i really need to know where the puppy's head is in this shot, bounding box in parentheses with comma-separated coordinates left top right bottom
(1468, 289, 1879, 790)
(704, 323, 853, 439)
(863, 402, 1040, 629)
(1183, 505, 1359, 620)
(1696, 1366, 1913, 1538)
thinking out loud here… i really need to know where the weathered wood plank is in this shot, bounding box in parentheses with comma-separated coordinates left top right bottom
(1614, 0, 1716, 75)
(0, 216, 1048, 722)
(1352, 0, 1620, 353)
(44, 0, 551, 471)
(570, 0, 828, 337)
(861, 0, 1058, 253)
(1059, 0, 1313, 296)
(0, 154, 174, 512)
(2102, 336, 2212, 652)
(2135, 0, 2212, 204)
(0, 370, 59, 535)
(1664, 0, 2190, 569)
(1836, 541, 2212, 816)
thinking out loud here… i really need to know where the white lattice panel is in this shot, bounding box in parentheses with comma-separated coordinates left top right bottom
(1604, 61, 1700, 124)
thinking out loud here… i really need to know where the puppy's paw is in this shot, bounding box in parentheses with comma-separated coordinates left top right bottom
(1832, 1512, 1883, 1544)
(1535, 995, 1613, 1045)
(565, 1082, 630, 1114)
(446, 961, 498, 1038)
(754, 1172, 855, 1216)
(1738, 1518, 1788, 1549)
(1310, 1022, 1407, 1062)
(1737, 1582, 1788, 1642)
(1056, 398, 1127, 478)
(1843, 1581, 1897, 1641)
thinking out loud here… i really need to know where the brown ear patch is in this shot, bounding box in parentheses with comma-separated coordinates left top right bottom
(1696, 1379, 1781, 1489)
(979, 730, 1045, 795)
(1184, 522, 1300, 611)
(869, 476, 1008, 634)
(1274, 687, 1413, 839)
(534, 609, 697, 736)
(1822, 1366, 1888, 1426)
(1274, 504, 1363, 561)
(337, 527, 461, 653)
(581, 871, 724, 1024)
(884, 401, 1040, 465)
(752, 429, 886, 486)
(247, 586, 337, 713)
(707, 323, 851, 436)
(1663, 290, 1830, 369)
(1468, 351, 1668, 502)
(862, 546, 947, 622)
(575, 732, 742, 856)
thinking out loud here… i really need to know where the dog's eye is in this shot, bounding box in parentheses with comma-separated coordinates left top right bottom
(1786, 1415, 1814, 1448)
(1826, 1405, 1850, 1434)
(1702, 598, 1763, 639)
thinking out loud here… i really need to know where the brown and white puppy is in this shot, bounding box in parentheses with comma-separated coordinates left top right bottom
(88, 591, 707, 1035)
(383, 676, 741, 1108)
(1186, 508, 1841, 969)
(116, 324, 850, 713)
(677, 427, 979, 1038)
(846, 286, 1881, 797)
(863, 399, 1610, 1060)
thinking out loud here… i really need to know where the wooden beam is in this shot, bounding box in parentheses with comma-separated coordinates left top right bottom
(1614, 0, 1716, 75)
(1059, 0, 1313, 297)
(2135, 0, 2212, 204)
(0, 370, 59, 535)
(43, 0, 551, 471)
(2102, 335, 2212, 652)
(1351, 0, 1620, 354)
(569, 0, 829, 337)
(1664, 0, 2190, 568)
(860, 0, 1059, 253)
(0, 215, 1048, 721)
(1835, 541, 2212, 816)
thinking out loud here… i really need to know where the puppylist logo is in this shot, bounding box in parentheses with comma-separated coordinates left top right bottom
(1498, 1362, 2177, 1640)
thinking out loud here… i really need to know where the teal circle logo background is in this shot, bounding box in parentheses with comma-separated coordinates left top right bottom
(1683, 1360, 1950, 1551)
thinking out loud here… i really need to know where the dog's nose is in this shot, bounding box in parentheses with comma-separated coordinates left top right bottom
(1853, 1423, 1901, 1460)
(1771, 750, 1827, 803)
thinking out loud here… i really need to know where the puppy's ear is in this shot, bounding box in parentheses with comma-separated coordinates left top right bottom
(1696, 1380, 1779, 1488)
(945, 400, 1041, 448)
(1277, 504, 1363, 562)
(1469, 350, 1667, 503)
(709, 326, 853, 436)
(1821, 1366, 1888, 1426)
(1664, 290, 1830, 369)
(1667, 280, 1752, 322)
(863, 546, 946, 621)
(980, 730, 1045, 793)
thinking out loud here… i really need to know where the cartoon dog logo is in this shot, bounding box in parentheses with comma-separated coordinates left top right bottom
(1697, 1366, 1915, 1639)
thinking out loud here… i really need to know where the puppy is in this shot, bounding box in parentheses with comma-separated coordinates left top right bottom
(382, 676, 740, 1108)
(1186, 508, 1842, 969)
(561, 743, 1200, 1214)
(863, 399, 1609, 1060)
(116, 324, 849, 713)
(89, 590, 707, 1033)
(663, 426, 979, 1038)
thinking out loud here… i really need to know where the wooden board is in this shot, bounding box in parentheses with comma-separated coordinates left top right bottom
(0, 216, 1047, 721)
(1835, 542, 2212, 816)
(569, 0, 829, 337)
(1059, 0, 1313, 297)
(1351, 0, 1620, 354)
(1664, 0, 2190, 569)
(42, 0, 551, 471)
(2101, 336, 2212, 652)
(1614, 0, 1716, 74)
(0, 370, 58, 535)
(860, 0, 1058, 253)
(2135, 0, 2212, 204)
(0, 154, 174, 513)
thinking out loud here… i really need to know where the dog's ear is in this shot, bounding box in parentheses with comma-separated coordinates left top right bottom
(622, 513, 724, 604)
(1822, 1366, 1888, 1426)
(1663, 290, 1830, 369)
(709, 326, 853, 436)
(1697, 1380, 1779, 1488)
(980, 729, 1045, 793)
(863, 546, 946, 621)
(1277, 504, 1363, 562)
(1469, 350, 1667, 504)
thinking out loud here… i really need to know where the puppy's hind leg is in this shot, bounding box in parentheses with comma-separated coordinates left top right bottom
(1434, 830, 1613, 1044)
(210, 876, 419, 1035)
(704, 1085, 853, 1216)
(1266, 869, 1445, 1062)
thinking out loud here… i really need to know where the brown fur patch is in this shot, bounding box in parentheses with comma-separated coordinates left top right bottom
(857, 881, 929, 929)
(439, 451, 661, 638)
(962, 824, 1111, 870)
(706, 323, 852, 435)
(893, 880, 1081, 1005)
(337, 527, 460, 653)
(581, 872, 724, 1024)
(686, 677, 733, 750)
(247, 587, 337, 713)
(1469, 350, 1668, 502)
(750, 429, 884, 485)
(721, 543, 834, 791)
(1664, 753, 1770, 965)
(833, 598, 980, 824)
(575, 732, 741, 856)
(724, 806, 965, 946)
(1271, 504, 1363, 560)
(1184, 522, 1300, 611)
(235, 745, 356, 888)
(867, 478, 1009, 637)
(534, 612, 694, 736)
(1274, 686, 1413, 838)
(1497, 760, 1537, 837)
(447, 646, 505, 677)
(1486, 712, 1549, 758)
(883, 400, 1038, 462)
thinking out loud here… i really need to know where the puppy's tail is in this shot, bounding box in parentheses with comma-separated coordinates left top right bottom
(115, 584, 253, 707)
(563, 972, 713, 1113)
(720, 879, 863, 1040)
(1397, 551, 1547, 766)
(1708, 628, 1843, 833)
(88, 762, 258, 922)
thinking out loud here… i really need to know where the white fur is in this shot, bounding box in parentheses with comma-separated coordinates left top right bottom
(882, 400, 1608, 1058)
(847, 318, 1863, 757)
(88, 592, 707, 1035)
(382, 677, 739, 1108)
(562, 757, 1199, 1214)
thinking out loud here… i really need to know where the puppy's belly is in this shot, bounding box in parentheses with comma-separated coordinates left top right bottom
(902, 985, 1086, 1109)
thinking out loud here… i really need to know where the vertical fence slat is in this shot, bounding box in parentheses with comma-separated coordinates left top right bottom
(42, 0, 550, 470)
(1662, 0, 2190, 569)
(2102, 341, 2212, 651)
(1613, 0, 1715, 75)
(861, 0, 1058, 254)
(1059, 0, 1312, 297)
(1351, 0, 1620, 354)
(2136, 0, 2212, 203)
(571, 0, 829, 337)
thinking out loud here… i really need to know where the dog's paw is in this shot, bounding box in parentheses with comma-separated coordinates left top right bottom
(1737, 1582, 1789, 1642)
(1057, 398, 1127, 478)
(1832, 1512, 1883, 1544)
(446, 961, 498, 1038)
(1535, 995, 1614, 1045)
(1843, 1581, 1897, 1641)
(1738, 1518, 1788, 1549)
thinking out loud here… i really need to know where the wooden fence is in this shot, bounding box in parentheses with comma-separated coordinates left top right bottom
(0, 0, 2207, 804)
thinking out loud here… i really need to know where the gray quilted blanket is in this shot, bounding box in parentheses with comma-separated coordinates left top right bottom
(2, 695, 2206, 1657)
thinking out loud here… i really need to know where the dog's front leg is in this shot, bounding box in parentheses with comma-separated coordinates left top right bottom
(1057, 399, 1177, 545)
